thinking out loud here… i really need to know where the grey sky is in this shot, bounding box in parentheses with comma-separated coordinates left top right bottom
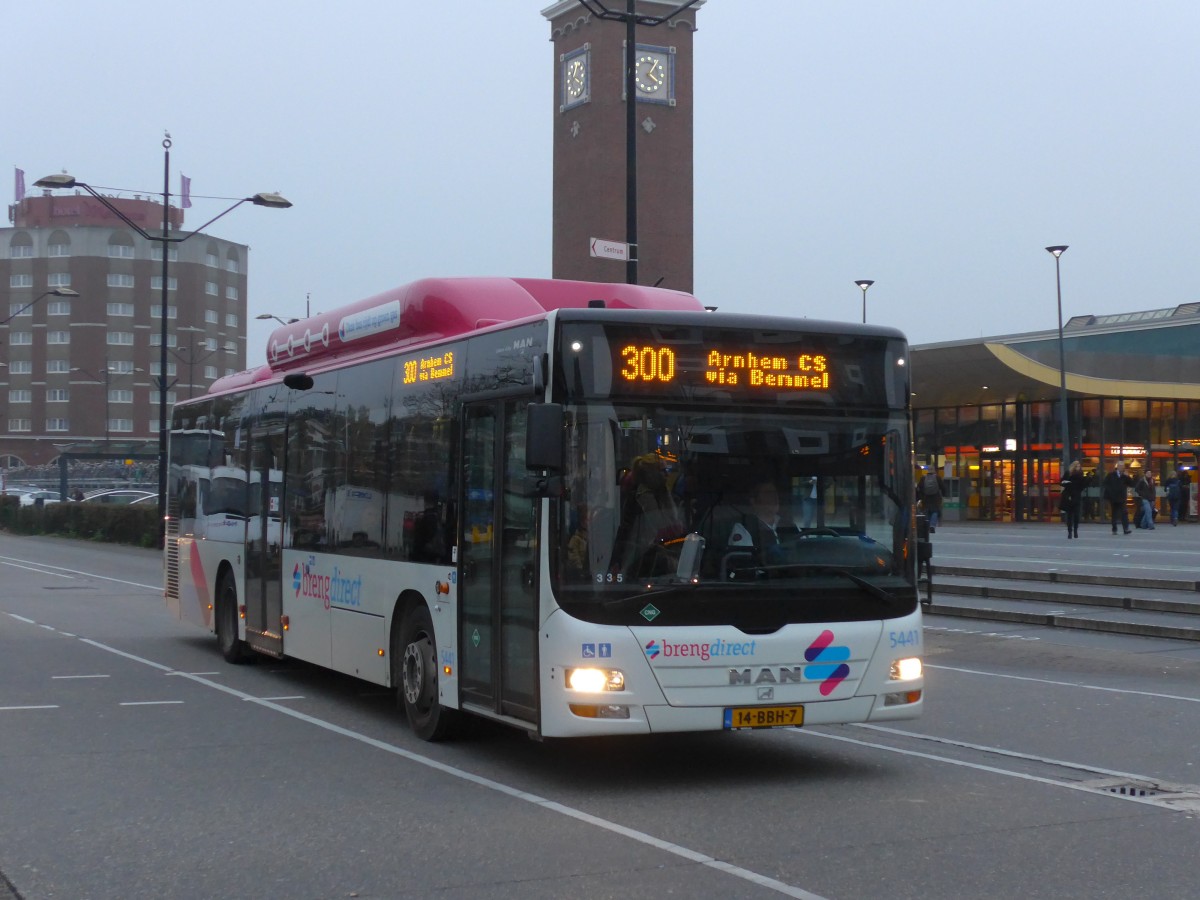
(12, 1, 1199, 364)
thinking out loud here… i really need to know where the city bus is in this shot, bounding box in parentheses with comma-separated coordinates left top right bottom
(165, 277, 925, 740)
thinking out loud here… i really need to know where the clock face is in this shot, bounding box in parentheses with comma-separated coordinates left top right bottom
(566, 57, 587, 99)
(635, 51, 670, 96)
(562, 48, 589, 109)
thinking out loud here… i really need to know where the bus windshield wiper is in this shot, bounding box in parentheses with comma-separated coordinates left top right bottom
(735, 563, 897, 606)
(598, 580, 712, 609)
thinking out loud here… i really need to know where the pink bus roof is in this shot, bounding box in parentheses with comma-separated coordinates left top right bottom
(212, 277, 704, 393)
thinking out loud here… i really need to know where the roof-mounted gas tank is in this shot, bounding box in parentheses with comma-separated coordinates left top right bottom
(262, 276, 704, 373)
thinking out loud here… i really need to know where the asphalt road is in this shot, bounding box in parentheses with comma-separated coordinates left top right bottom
(2, 533, 1199, 900)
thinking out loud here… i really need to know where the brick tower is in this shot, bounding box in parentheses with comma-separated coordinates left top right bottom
(542, 0, 702, 292)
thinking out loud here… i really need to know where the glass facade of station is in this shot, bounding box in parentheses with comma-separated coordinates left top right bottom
(911, 307, 1200, 523)
(913, 399, 1200, 523)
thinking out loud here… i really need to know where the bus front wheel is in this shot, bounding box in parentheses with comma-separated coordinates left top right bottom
(397, 604, 458, 741)
(216, 574, 248, 664)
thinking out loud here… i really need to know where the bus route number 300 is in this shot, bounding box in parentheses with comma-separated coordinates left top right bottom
(620, 345, 676, 383)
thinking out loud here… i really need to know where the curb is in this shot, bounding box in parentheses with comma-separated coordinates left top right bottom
(936, 564, 1200, 594)
(933, 580, 1200, 617)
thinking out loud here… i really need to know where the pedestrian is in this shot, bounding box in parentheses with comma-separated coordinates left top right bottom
(1059, 460, 1086, 539)
(1133, 471, 1156, 530)
(917, 468, 944, 531)
(800, 476, 818, 529)
(1179, 469, 1192, 523)
(1164, 471, 1182, 526)
(1101, 461, 1133, 535)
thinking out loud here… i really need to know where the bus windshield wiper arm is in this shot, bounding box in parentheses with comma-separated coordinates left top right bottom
(598, 581, 710, 609)
(745, 563, 897, 606)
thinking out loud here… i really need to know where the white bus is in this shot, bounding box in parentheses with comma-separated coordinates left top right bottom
(165, 277, 925, 740)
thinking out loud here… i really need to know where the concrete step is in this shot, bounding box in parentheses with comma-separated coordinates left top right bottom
(935, 563, 1200, 594)
(933, 570, 1200, 618)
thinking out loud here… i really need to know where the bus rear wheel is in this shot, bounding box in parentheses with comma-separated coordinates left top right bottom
(216, 574, 248, 664)
(397, 604, 458, 741)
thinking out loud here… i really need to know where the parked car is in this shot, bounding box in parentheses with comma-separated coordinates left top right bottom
(81, 489, 157, 505)
(19, 490, 66, 507)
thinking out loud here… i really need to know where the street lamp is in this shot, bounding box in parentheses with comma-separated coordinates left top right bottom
(35, 138, 290, 532)
(577, 0, 703, 285)
(854, 280, 874, 324)
(1045, 245, 1070, 469)
(168, 342, 217, 400)
(72, 365, 143, 444)
(0, 288, 80, 327)
(256, 313, 300, 326)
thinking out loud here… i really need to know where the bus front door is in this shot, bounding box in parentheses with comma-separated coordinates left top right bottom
(459, 399, 539, 728)
(244, 423, 285, 658)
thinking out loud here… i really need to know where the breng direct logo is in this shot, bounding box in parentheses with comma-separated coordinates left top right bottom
(804, 629, 851, 695)
(293, 556, 364, 610)
(644, 637, 757, 661)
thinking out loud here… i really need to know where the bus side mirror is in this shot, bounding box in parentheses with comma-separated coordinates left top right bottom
(526, 403, 563, 471)
(283, 373, 314, 392)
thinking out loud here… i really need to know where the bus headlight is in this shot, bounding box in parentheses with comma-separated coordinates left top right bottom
(565, 667, 625, 692)
(890, 657, 923, 681)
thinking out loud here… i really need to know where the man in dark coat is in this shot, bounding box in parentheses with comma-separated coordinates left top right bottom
(1101, 462, 1133, 535)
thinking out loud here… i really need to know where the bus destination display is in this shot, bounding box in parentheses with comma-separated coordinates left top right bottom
(402, 351, 455, 385)
(619, 345, 831, 391)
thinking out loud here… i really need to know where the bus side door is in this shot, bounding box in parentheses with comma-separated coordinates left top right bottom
(458, 398, 539, 726)
(244, 417, 286, 658)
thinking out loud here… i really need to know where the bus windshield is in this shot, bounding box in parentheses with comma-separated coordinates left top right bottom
(554, 402, 915, 624)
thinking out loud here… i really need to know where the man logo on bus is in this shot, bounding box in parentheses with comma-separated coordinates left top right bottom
(804, 630, 851, 696)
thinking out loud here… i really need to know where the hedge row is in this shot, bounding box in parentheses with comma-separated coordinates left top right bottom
(0, 495, 160, 548)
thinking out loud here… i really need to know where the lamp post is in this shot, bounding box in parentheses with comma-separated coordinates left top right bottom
(35, 140, 290, 533)
(1045, 245, 1070, 469)
(169, 342, 217, 400)
(577, 0, 702, 285)
(255, 313, 300, 326)
(0, 288, 80, 327)
(854, 280, 874, 324)
(72, 364, 143, 444)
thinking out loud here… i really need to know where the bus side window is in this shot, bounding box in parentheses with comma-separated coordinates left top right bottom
(287, 373, 336, 551)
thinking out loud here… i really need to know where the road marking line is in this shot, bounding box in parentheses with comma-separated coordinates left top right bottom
(52, 674, 110, 679)
(6, 614, 36, 624)
(246, 696, 305, 701)
(928, 663, 1200, 703)
(118, 700, 185, 706)
(857, 724, 1165, 783)
(168, 671, 220, 676)
(76, 637, 826, 900)
(0, 705, 59, 711)
(0, 555, 156, 590)
(795, 729, 1187, 812)
(0, 560, 75, 578)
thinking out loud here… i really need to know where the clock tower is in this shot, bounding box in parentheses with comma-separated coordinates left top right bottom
(542, 1, 703, 292)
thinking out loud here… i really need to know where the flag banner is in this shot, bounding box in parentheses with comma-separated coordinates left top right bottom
(180, 173, 192, 208)
(15, 167, 25, 202)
